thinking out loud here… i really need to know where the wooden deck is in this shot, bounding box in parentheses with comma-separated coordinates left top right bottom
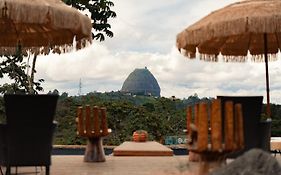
(1, 154, 280, 175)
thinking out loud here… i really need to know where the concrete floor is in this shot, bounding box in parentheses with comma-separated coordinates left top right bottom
(1, 154, 281, 175)
(0, 156, 198, 175)
(51, 155, 193, 175)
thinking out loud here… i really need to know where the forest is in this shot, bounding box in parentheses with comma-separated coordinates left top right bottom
(0, 91, 280, 146)
(53, 91, 191, 145)
(42, 91, 281, 145)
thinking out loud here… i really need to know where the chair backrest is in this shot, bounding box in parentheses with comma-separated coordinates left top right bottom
(186, 99, 244, 153)
(217, 96, 263, 154)
(3, 94, 58, 166)
(76, 105, 109, 138)
(4, 94, 58, 126)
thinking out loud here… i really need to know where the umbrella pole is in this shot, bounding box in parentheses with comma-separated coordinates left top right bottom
(28, 54, 37, 94)
(264, 33, 271, 117)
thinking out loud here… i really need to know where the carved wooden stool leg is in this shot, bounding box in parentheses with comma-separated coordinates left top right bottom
(189, 151, 201, 162)
(198, 155, 226, 175)
(84, 137, 106, 162)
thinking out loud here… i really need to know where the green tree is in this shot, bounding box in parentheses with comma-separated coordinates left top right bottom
(0, 46, 44, 94)
(60, 92, 69, 99)
(63, 0, 116, 41)
(0, 1, 116, 94)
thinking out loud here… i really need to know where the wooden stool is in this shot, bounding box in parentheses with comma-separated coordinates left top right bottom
(186, 99, 244, 175)
(76, 105, 111, 162)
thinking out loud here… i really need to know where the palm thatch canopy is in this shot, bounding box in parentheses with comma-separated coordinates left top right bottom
(176, 0, 281, 62)
(0, 0, 92, 55)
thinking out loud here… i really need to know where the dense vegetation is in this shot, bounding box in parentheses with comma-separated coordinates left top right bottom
(0, 91, 280, 146)
(52, 92, 281, 145)
(53, 91, 193, 145)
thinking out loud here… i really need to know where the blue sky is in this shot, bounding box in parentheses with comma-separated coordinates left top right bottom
(20, 0, 281, 104)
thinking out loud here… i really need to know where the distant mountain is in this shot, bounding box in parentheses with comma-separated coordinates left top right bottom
(121, 67, 161, 97)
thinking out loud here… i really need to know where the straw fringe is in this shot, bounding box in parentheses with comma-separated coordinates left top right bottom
(181, 0, 281, 45)
(199, 54, 218, 62)
(176, 0, 281, 62)
(223, 55, 247, 62)
(251, 53, 278, 62)
(0, 38, 91, 56)
(179, 49, 196, 58)
(0, 0, 92, 55)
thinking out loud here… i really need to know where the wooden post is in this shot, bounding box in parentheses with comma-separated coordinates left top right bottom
(76, 107, 84, 136)
(194, 103, 199, 127)
(101, 107, 109, 136)
(93, 106, 100, 137)
(186, 106, 192, 135)
(187, 105, 201, 162)
(235, 104, 244, 150)
(84, 137, 106, 162)
(85, 105, 92, 137)
(197, 102, 208, 152)
(224, 101, 234, 151)
(264, 33, 271, 117)
(211, 99, 222, 152)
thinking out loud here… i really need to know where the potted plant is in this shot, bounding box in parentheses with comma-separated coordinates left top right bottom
(132, 130, 148, 142)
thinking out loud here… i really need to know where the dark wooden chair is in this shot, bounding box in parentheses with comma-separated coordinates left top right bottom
(217, 96, 266, 156)
(0, 94, 58, 175)
(76, 105, 111, 162)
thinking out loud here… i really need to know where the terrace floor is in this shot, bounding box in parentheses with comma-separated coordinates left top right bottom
(2, 154, 281, 175)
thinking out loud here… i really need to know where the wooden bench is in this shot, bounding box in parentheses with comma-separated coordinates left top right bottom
(76, 105, 111, 162)
(186, 99, 244, 175)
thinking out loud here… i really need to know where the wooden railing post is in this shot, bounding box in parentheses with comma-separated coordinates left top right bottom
(85, 105, 92, 136)
(186, 106, 192, 135)
(211, 99, 222, 152)
(235, 104, 244, 150)
(224, 101, 234, 151)
(76, 106, 84, 136)
(197, 102, 208, 152)
(93, 106, 100, 137)
(101, 107, 109, 136)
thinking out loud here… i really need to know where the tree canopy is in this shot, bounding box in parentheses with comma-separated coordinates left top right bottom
(63, 0, 116, 41)
(0, 0, 116, 94)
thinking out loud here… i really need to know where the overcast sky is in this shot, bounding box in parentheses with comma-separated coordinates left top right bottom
(31, 0, 281, 104)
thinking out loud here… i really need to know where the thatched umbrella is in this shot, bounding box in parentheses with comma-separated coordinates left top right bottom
(0, 0, 92, 54)
(176, 0, 281, 117)
(0, 0, 92, 92)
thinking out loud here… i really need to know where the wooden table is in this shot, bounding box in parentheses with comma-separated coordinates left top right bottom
(271, 137, 281, 156)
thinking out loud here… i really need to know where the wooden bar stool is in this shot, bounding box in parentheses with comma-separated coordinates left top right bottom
(186, 99, 244, 175)
(76, 105, 111, 162)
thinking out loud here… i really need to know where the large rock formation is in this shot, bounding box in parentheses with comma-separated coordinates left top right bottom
(210, 149, 281, 175)
(121, 67, 161, 97)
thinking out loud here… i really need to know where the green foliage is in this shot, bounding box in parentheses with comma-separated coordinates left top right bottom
(1, 91, 280, 146)
(63, 0, 116, 41)
(0, 1, 115, 94)
(52, 92, 210, 145)
(265, 103, 281, 136)
(0, 47, 44, 94)
(51, 92, 281, 146)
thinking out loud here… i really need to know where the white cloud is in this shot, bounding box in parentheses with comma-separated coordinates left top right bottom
(4, 0, 281, 104)
(34, 40, 281, 104)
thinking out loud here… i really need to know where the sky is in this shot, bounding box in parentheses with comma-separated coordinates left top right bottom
(17, 0, 281, 104)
